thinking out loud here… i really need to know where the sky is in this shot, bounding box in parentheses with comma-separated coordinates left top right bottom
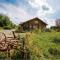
(0, 0, 60, 27)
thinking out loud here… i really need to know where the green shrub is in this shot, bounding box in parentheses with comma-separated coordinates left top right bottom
(15, 25, 21, 33)
(43, 28, 51, 32)
(50, 26, 60, 32)
(48, 48, 60, 56)
(11, 51, 22, 60)
(0, 27, 2, 29)
(52, 37, 60, 44)
(0, 52, 7, 59)
(3, 26, 12, 29)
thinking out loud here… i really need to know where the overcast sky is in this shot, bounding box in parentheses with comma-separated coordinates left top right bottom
(0, 0, 60, 27)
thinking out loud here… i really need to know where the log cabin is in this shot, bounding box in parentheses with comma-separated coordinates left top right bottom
(19, 17, 47, 32)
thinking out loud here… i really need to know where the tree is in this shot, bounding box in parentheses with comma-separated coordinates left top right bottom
(0, 14, 16, 29)
(56, 19, 60, 27)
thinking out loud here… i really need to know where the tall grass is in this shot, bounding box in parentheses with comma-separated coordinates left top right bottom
(0, 31, 60, 60)
(27, 31, 60, 60)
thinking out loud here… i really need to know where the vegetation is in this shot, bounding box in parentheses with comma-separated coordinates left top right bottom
(27, 31, 60, 60)
(0, 30, 60, 60)
(15, 25, 21, 33)
(0, 14, 16, 29)
(43, 28, 51, 32)
(50, 26, 60, 31)
(0, 14, 60, 60)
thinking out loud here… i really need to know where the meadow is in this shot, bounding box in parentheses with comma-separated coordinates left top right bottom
(0, 30, 60, 60)
(27, 31, 60, 60)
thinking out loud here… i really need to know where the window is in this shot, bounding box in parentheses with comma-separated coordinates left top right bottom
(35, 21, 38, 24)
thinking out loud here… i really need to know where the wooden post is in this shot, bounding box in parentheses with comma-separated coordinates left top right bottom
(6, 44, 11, 60)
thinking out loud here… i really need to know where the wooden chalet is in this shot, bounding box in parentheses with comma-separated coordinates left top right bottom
(19, 17, 47, 32)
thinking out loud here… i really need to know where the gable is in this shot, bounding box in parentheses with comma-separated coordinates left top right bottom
(20, 17, 47, 25)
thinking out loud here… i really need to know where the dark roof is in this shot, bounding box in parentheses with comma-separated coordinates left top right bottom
(20, 17, 47, 25)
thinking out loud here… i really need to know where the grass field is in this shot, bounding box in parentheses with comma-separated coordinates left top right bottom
(27, 31, 60, 60)
(0, 30, 60, 60)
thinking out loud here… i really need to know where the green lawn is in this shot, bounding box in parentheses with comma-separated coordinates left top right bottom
(27, 31, 60, 60)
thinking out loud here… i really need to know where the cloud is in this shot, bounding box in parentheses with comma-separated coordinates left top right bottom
(27, 0, 56, 27)
(46, 19, 56, 28)
(0, 0, 56, 27)
(28, 0, 54, 18)
(0, 3, 34, 24)
(28, 0, 46, 8)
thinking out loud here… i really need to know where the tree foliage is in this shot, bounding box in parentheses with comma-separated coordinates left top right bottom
(56, 19, 60, 27)
(0, 14, 16, 29)
(50, 26, 60, 32)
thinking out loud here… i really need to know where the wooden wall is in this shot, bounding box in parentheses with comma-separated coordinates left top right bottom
(20, 19, 46, 32)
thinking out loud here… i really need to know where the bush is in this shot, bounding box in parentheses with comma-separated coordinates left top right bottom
(43, 28, 51, 32)
(48, 48, 60, 56)
(50, 26, 60, 32)
(11, 51, 22, 60)
(52, 37, 60, 44)
(0, 14, 16, 29)
(0, 52, 7, 59)
(0, 27, 3, 30)
(15, 25, 21, 33)
(3, 26, 12, 30)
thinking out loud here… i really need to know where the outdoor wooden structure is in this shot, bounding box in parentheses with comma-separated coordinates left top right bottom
(0, 31, 30, 59)
(19, 17, 47, 32)
(0, 31, 19, 57)
(0, 31, 30, 60)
